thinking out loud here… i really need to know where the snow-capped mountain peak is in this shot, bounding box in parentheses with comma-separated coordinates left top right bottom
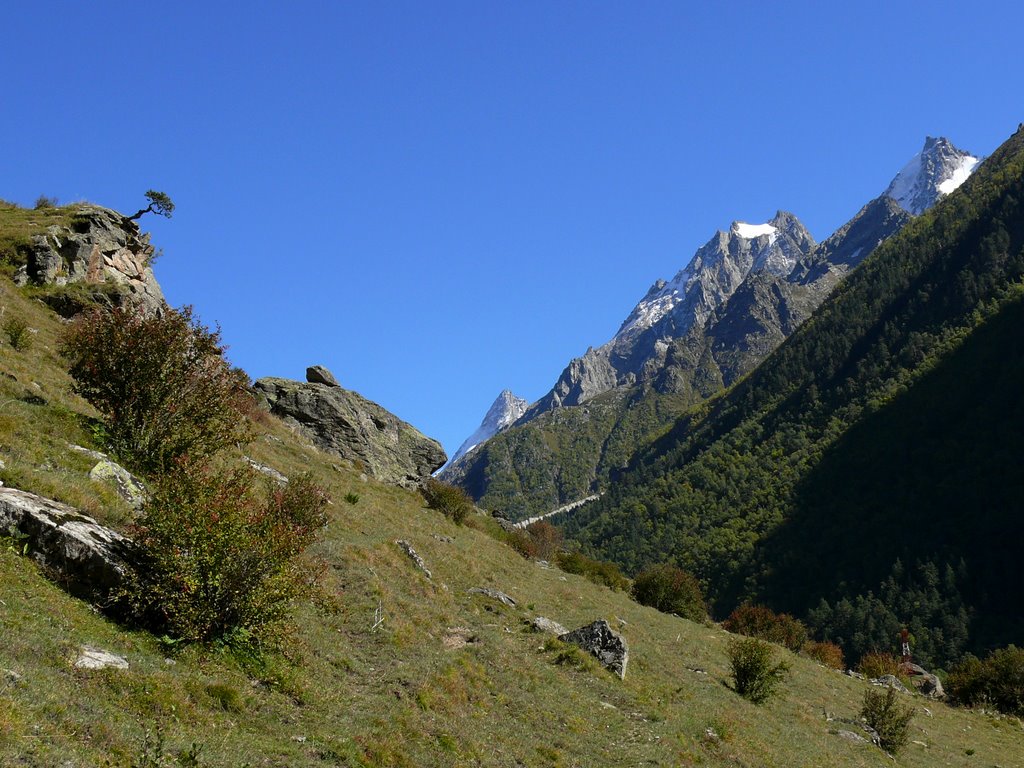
(442, 389, 528, 470)
(884, 136, 981, 215)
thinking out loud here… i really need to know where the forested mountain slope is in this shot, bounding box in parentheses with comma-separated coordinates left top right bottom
(562, 125, 1024, 662)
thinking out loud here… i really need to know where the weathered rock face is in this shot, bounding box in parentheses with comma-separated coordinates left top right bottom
(253, 376, 446, 488)
(559, 619, 629, 679)
(0, 487, 134, 601)
(13, 204, 165, 317)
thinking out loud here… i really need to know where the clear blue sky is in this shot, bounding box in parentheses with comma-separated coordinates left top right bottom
(3, 2, 1021, 455)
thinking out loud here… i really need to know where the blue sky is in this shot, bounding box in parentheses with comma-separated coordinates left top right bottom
(3, 2, 1022, 455)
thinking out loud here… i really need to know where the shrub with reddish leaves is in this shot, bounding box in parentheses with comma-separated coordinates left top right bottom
(60, 305, 250, 474)
(723, 604, 808, 651)
(124, 460, 329, 643)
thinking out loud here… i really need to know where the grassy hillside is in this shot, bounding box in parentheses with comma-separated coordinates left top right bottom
(2, 209, 1023, 766)
(562, 125, 1024, 663)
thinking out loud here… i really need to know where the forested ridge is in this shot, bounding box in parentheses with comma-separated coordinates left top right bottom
(562, 125, 1024, 664)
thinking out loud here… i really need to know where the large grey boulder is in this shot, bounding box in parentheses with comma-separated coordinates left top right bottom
(904, 662, 946, 699)
(306, 365, 340, 387)
(559, 619, 629, 679)
(0, 487, 134, 600)
(253, 376, 446, 488)
(13, 204, 165, 317)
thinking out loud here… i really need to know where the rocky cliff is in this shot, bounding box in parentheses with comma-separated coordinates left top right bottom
(12, 204, 165, 316)
(254, 367, 446, 488)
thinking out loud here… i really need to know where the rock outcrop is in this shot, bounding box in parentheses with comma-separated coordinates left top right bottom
(253, 376, 446, 488)
(559, 619, 629, 679)
(13, 204, 165, 317)
(0, 487, 134, 601)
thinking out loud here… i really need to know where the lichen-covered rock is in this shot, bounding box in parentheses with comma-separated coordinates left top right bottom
(253, 376, 446, 488)
(559, 619, 629, 679)
(0, 487, 134, 601)
(89, 459, 148, 509)
(13, 204, 165, 317)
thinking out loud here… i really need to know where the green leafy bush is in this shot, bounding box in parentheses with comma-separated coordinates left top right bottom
(419, 477, 473, 524)
(861, 685, 914, 754)
(947, 645, 1024, 715)
(802, 640, 845, 670)
(630, 563, 705, 621)
(726, 637, 789, 704)
(123, 461, 329, 643)
(555, 550, 630, 591)
(723, 604, 808, 651)
(60, 305, 251, 474)
(2, 313, 31, 351)
(343, 492, 360, 505)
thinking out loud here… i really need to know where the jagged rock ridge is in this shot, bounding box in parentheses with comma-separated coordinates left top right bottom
(254, 373, 446, 488)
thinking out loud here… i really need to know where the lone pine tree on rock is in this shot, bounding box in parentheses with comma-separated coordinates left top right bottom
(127, 190, 175, 221)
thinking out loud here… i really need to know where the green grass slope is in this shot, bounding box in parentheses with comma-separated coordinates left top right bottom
(562, 125, 1024, 658)
(2, 209, 1023, 766)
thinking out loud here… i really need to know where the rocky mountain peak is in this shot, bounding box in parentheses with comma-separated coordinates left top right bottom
(442, 389, 529, 471)
(883, 136, 981, 215)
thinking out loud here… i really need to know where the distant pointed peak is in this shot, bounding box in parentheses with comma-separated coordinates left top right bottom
(884, 136, 981, 215)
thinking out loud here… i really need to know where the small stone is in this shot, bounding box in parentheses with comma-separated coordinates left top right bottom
(3, 668, 23, 683)
(305, 365, 340, 387)
(243, 457, 288, 484)
(291, 735, 307, 743)
(395, 539, 431, 579)
(74, 646, 128, 670)
(529, 616, 568, 635)
(468, 587, 516, 607)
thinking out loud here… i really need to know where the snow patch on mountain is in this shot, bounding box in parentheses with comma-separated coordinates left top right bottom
(732, 221, 777, 239)
(937, 154, 981, 195)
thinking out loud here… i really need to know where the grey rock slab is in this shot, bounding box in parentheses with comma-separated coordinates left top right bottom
(559, 619, 629, 679)
(74, 646, 128, 670)
(0, 487, 134, 600)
